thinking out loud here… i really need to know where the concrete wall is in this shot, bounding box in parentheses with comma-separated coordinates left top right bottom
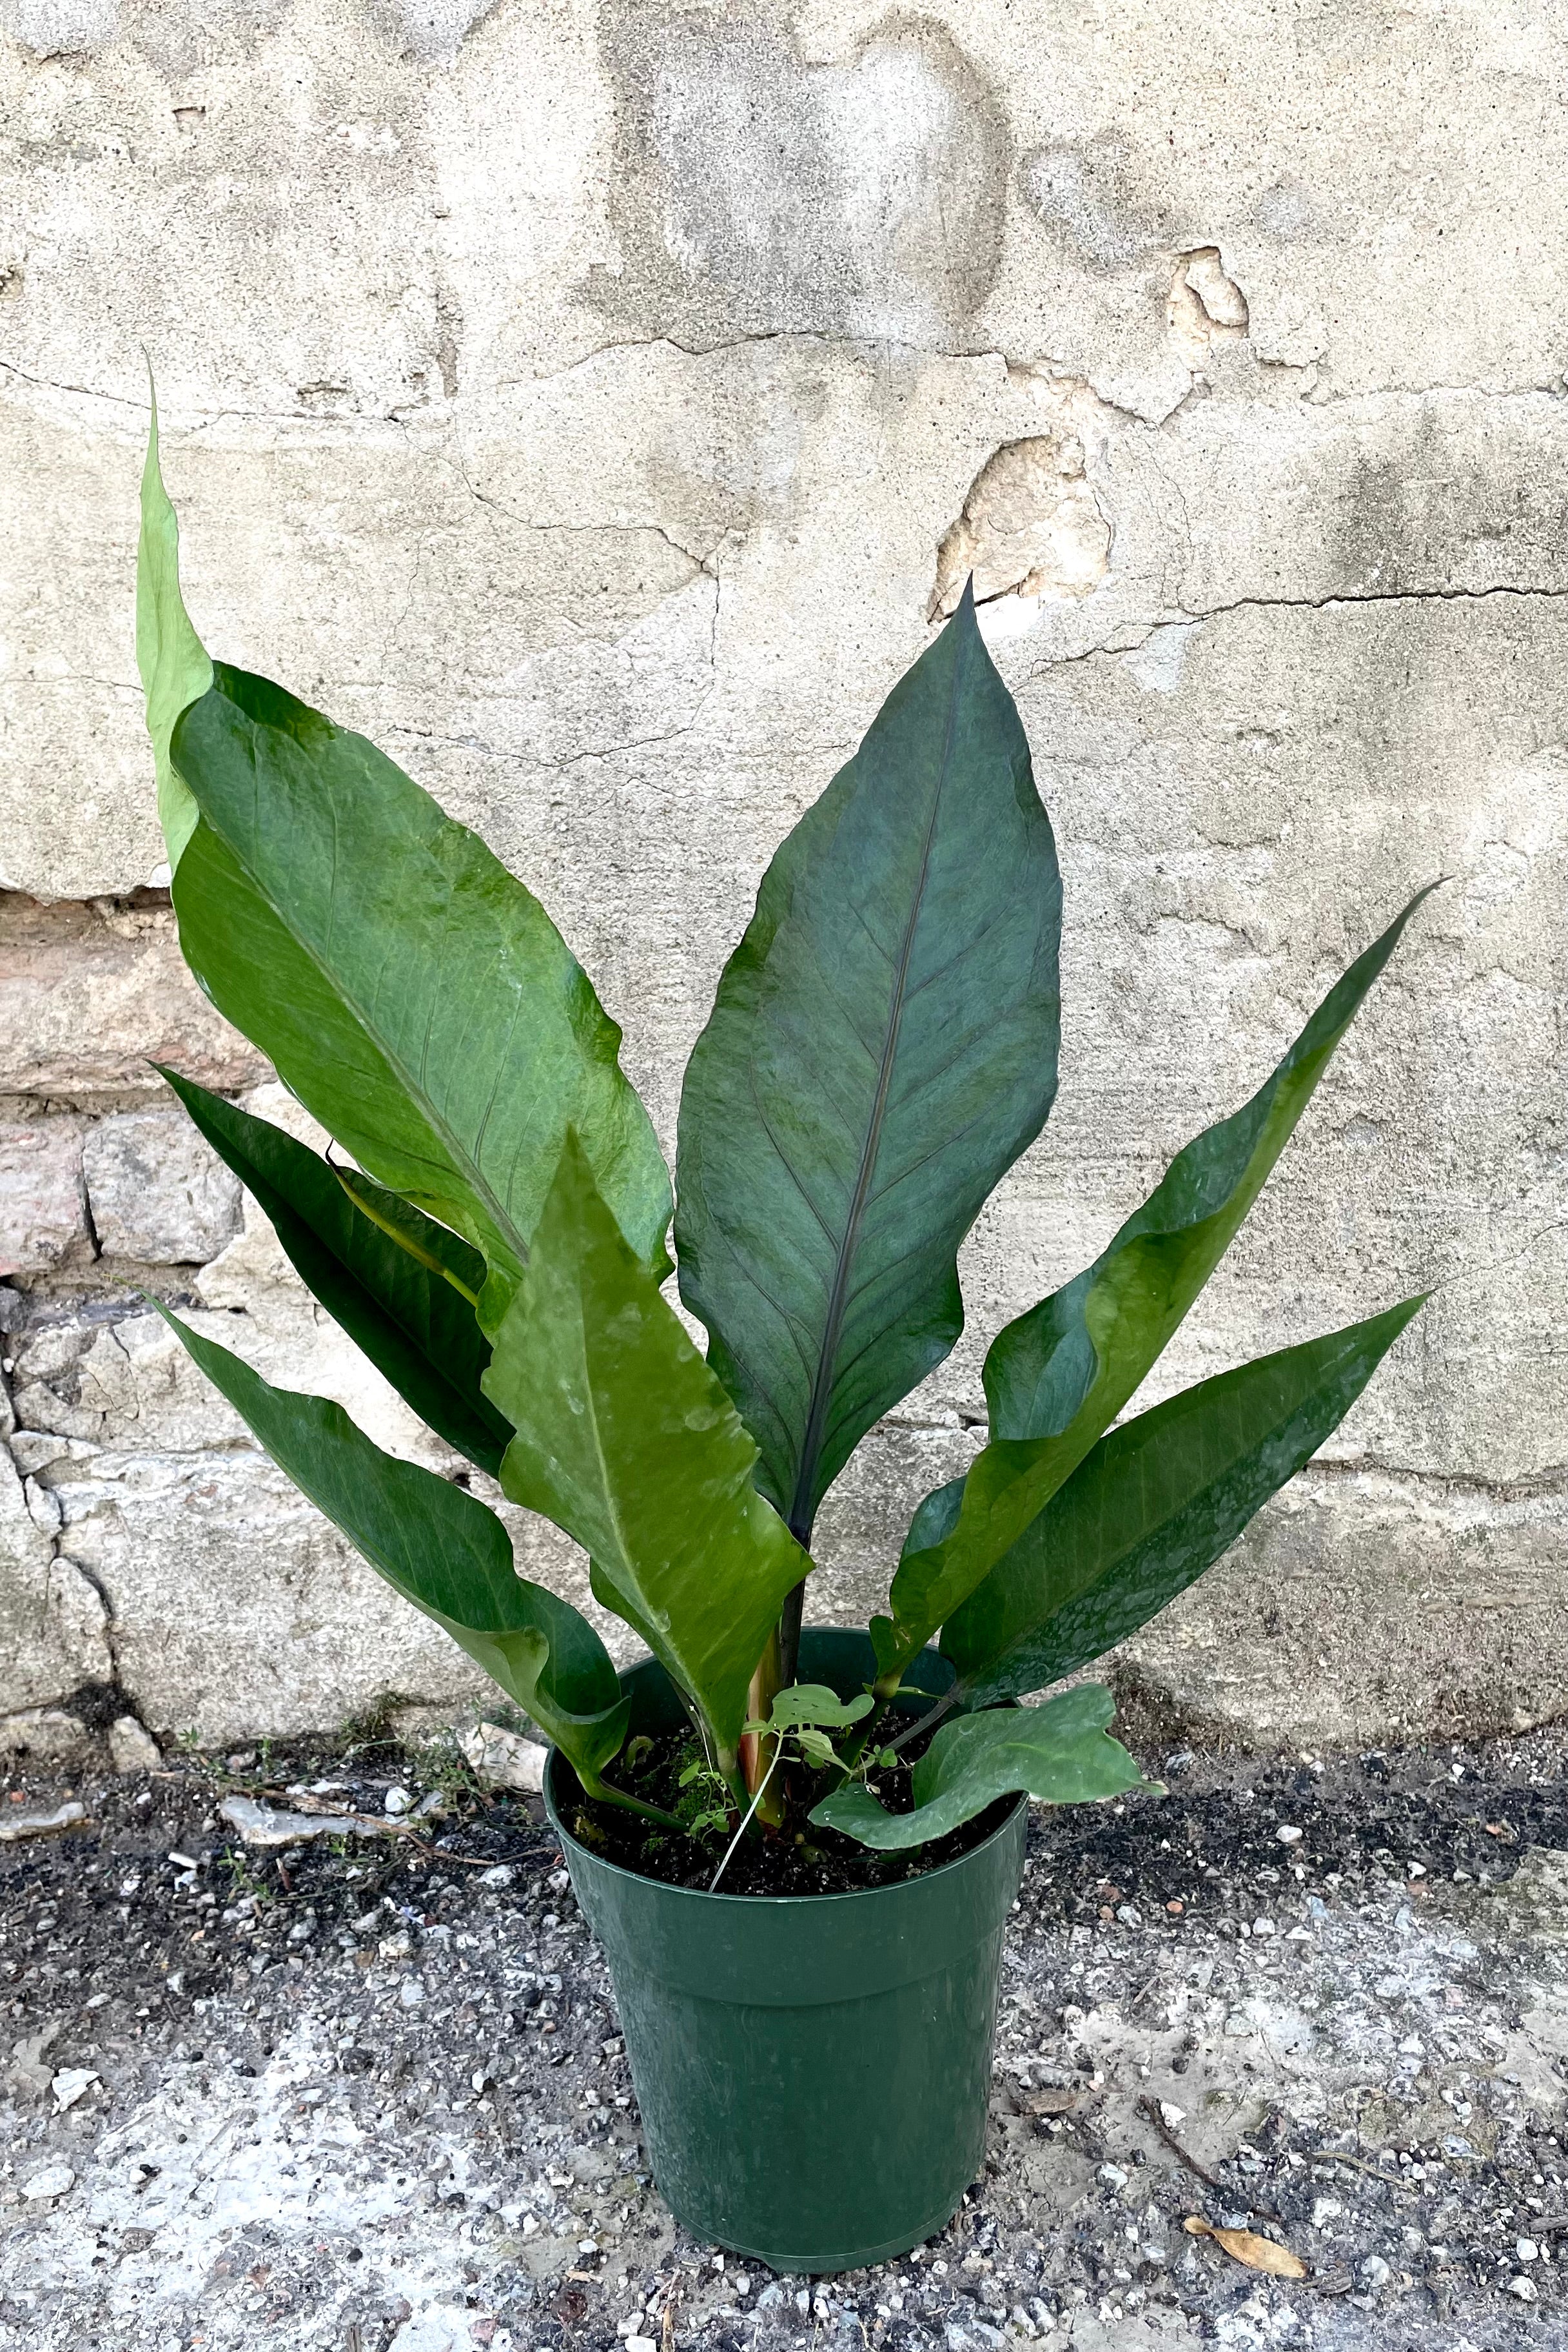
(0, 0, 1563, 1759)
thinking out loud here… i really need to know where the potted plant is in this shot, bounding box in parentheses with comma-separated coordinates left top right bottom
(135, 401, 1430, 2273)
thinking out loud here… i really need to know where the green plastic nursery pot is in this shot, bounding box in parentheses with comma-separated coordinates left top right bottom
(544, 1628, 1026, 2275)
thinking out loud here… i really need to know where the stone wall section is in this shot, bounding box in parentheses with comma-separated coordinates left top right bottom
(0, 0, 1563, 1758)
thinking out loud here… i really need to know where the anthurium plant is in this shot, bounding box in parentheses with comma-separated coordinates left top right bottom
(137, 404, 1429, 1874)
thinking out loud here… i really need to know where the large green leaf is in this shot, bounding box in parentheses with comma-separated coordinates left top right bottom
(135, 384, 211, 873)
(675, 584, 1061, 1541)
(160, 1068, 512, 1476)
(877, 885, 1435, 1678)
(941, 1296, 1424, 1705)
(141, 404, 668, 1323)
(168, 662, 672, 1326)
(150, 1305, 629, 1783)
(484, 1133, 808, 1759)
(810, 1685, 1148, 1851)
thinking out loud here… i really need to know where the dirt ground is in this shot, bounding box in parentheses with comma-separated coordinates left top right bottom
(3, 1719, 1567, 2351)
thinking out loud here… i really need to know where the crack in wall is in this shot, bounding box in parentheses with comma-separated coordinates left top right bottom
(865, 1403, 1567, 1507)
(1018, 579, 1568, 685)
(1292, 1457, 1568, 1507)
(1, 1425, 154, 1757)
(6, 334, 1565, 439)
(1179, 582, 1568, 623)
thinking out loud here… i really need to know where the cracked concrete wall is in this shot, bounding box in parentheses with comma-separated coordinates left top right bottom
(0, 0, 1563, 1758)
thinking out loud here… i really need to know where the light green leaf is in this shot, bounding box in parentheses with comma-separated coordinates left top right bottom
(135, 382, 211, 873)
(150, 1304, 629, 1785)
(675, 583, 1061, 1541)
(159, 1068, 511, 1475)
(767, 1683, 874, 1730)
(942, 1296, 1425, 1705)
(810, 1686, 1148, 1851)
(877, 886, 1436, 1677)
(483, 1133, 809, 1757)
(167, 660, 672, 1327)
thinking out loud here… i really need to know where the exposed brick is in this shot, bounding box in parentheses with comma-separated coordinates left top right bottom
(0, 1117, 90, 1275)
(0, 892, 268, 1105)
(82, 1106, 242, 1264)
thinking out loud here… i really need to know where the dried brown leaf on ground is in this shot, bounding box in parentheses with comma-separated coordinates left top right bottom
(1184, 2215, 1309, 2278)
(1023, 2086, 1079, 2115)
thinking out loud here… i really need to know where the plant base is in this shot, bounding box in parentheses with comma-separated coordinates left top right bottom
(545, 1630, 1027, 2274)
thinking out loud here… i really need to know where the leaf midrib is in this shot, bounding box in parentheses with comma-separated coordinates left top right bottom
(785, 621, 974, 1543)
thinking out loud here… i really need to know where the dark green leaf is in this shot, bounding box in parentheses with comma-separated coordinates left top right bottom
(150, 1304, 629, 1785)
(810, 1686, 1148, 1850)
(168, 662, 671, 1328)
(942, 1296, 1425, 1704)
(160, 1070, 511, 1475)
(484, 1133, 809, 1759)
(878, 886, 1436, 1676)
(675, 584, 1061, 1538)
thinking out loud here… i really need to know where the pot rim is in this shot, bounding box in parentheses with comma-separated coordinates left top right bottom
(543, 1747, 1027, 1912)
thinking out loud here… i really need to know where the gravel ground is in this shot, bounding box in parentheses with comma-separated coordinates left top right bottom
(3, 1724, 1568, 2351)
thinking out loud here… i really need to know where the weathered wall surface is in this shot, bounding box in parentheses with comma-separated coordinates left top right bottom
(0, 0, 1563, 1759)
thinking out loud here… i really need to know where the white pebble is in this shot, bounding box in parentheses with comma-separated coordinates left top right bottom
(384, 1786, 413, 1816)
(626, 2338, 658, 2352)
(50, 2067, 99, 2112)
(1518, 2238, 1540, 2262)
(108, 1716, 161, 1774)
(1098, 2162, 1129, 2190)
(398, 1976, 426, 2009)
(1275, 1825, 1303, 1845)
(460, 1722, 547, 1794)
(1509, 2275, 1538, 2302)
(21, 2164, 75, 2200)
(479, 1864, 514, 1888)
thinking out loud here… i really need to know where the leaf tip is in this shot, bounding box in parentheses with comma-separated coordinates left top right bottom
(139, 357, 166, 498)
